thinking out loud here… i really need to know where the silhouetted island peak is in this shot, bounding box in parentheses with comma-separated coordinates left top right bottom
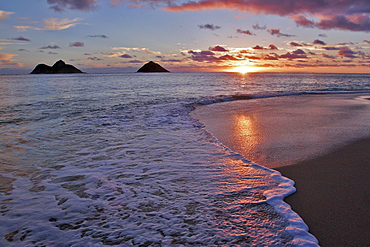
(137, 61, 169, 73)
(30, 60, 83, 74)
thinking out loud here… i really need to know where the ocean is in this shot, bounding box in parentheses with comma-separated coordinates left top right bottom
(0, 72, 369, 246)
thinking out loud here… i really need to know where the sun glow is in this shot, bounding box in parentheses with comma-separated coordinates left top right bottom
(229, 66, 260, 74)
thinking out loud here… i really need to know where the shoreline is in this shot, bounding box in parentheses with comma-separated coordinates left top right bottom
(191, 93, 370, 246)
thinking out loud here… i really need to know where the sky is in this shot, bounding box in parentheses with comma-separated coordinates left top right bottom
(1, 0, 370, 74)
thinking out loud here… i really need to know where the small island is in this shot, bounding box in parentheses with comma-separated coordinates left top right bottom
(30, 60, 83, 74)
(137, 61, 169, 73)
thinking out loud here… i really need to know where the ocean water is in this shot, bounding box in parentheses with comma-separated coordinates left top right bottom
(0, 72, 369, 246)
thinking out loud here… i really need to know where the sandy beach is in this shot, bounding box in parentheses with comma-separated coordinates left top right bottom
(191, 93, 370, 246)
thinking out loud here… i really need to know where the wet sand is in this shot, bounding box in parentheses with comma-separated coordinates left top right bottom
(191, 93, 370, 246)
(276, 138, 370, 247)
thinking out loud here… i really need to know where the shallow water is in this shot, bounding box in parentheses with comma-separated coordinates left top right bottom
(0, 72, 369, 246)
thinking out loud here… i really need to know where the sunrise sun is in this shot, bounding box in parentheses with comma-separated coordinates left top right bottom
(229, 66, 259, 74)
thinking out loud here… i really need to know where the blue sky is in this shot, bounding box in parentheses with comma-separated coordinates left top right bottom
(1, 0, 370, 73)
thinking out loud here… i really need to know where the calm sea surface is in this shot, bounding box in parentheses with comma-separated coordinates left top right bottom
(0, 72, 369, 246)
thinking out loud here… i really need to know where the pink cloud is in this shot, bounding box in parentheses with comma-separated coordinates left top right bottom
(164, 0, 370, 32)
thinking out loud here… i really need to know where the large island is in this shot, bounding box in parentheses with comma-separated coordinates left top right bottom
(30, 60, 83, 74)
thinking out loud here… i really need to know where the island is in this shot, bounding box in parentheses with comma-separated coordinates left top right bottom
(30, 60, 83, 74)
(137, 61, 169, 72)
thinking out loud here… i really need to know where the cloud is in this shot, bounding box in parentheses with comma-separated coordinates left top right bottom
(119, 54, 133, 58)
(252, 23, 266, 30)
(69, 41, 84, 47)
(88, 56, 103, 60)
(252, 45, 264, 50)
(267, 29, 295, 37)
(14, 18, 82, 31)
(0, 53, 22, 67)
(313, 39, 326, 45)
(198, 24, 221, 30)
(0, 10, 14, 21)
(289, 42, 302, 47)
(236, 28, 255, 35)
(40, 45, 61, 49)
(338, 47, 357, 58)
(87, 34, 109, 38)
(280, 49, 308, 59)
(47, 0, 98, 12)
(364, 40, 370, 44)
(10, 36, 31, 41)
(322, 46, 340, 51)
(209, 45, 228, 52)
(43, 18, 83, 31)
(322, 53, 336, 59)
(163, 0, 370, 32)
(251, 44, 278, 50)
(188, 50, 217, 62)
(268, 44, 278, 50)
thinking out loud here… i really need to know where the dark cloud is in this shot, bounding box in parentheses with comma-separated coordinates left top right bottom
(323, 46, 340, 50)
(218, 54, 240, 61)
(338, 47, 357, 58)
(69, 41, 84, 47)
(47, 0, 98, 12)
(119, 54, 133, 58)
(87, 34, 109, 38)
(40, 45, 61, 49)
(129, 60, 144, 63)
(322, 53, 336, 59)
(268, 44, 278, 50)
(236, 28, 255, 35)
(165, 0, 370, 32)
(88, 56, 103, 60)
(289, 42, 302, 47)
(262, 53, 279, 60)
(209, 45, 228, 52)
(252, 23, 266, 30)
(279, 52, 307, 59)
(292, 49, 306, 55)
(267, 29, 295, 37)
(313, 39, 326, 45)
(318, 34, 327, 37)
(188, 50, 216, 62)
(10, 36, 31, 41)
(198, 24, 221, 31)
(252, 45, 264, 50)
(187, 50, 242, 62)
